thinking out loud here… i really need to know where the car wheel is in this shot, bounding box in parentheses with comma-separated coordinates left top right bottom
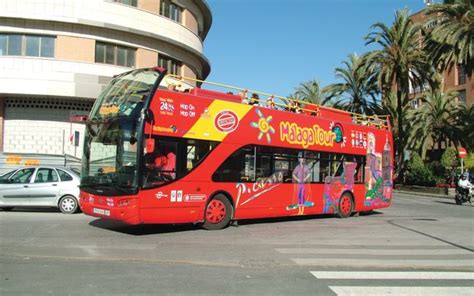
(58, 195, 78, 214)
(337, 192, 354, 218)
(1, 207, 14, 211)
(202, 194, 233, 230)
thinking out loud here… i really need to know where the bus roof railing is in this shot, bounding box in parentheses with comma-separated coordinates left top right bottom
(164, 74, 391, 131)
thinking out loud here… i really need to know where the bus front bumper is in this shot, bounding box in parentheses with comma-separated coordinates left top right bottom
(80, 196, 140, 225)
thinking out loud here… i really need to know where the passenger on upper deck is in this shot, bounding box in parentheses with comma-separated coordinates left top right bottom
(239, 90, 248, 104)
(167, 84, 178, 92)
(249, 93, 260, 106)
(287, 99, 297, 113)
(266, 95, 276, 109)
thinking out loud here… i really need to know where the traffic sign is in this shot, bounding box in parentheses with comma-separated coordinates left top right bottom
(458, 147, 467, 159)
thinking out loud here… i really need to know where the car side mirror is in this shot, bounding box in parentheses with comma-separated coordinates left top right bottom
(146, 138, 155, 154)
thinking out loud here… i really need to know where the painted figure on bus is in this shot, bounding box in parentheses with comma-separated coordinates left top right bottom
(323, 161, 356, 214)
(364, 133, 391, 206)
(287, 152, 314, 215)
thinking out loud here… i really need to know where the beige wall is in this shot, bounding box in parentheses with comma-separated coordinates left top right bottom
(138, 0, 160, 14)
(56, 36, 95, 63)
(136, 48, 158, 68)
(183, 9, 198, 35)
(182, 64, 196, 80)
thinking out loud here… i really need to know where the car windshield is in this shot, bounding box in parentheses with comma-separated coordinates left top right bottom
(89, 68, 160, 120)
(81, 119, 139, 190)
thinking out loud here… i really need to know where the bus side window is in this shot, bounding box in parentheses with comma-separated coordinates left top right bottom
(212, 146, 255, 182)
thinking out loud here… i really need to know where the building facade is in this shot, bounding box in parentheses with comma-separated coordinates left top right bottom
(410, 10, 473, 107)
(0, 0, 211, 159)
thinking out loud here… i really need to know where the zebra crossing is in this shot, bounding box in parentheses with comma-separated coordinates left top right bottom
(276, 245, 474, 295)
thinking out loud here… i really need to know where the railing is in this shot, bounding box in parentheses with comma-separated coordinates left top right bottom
(0, 153, 81, 175)
(164, 74, 390, 130)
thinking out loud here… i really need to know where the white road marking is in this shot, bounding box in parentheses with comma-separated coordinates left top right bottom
(311, 271, 474, 280)
(276, 248, 470, 255)
(292, 258, 474, 268)
(328, 286, 474, 296)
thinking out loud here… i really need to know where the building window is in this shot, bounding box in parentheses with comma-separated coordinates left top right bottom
(95, 42, 135, 67)
(160, 0, 182, 23)
(0, 34, 55, 57)
(457, 64, 466, 85)
(114, 0, 137, 7)
(457, 90, 466, 104)
(158, 55, 182, 75)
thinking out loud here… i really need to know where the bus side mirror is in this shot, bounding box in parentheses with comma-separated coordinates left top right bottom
(145, 138, 155, 154)
(145, 109, 154, 123)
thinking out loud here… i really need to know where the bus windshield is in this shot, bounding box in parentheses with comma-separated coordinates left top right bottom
(81, 119, 139, 192)
(89, 69, 160, 120)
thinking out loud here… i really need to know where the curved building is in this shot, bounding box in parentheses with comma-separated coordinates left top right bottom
(0, 0, 212, 159)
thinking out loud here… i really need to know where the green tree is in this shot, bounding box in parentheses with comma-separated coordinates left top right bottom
(424, 0, 474, 74)
(441, 147, 458, 180)
(453, 103, 474, 150)
(405, 152, 436, 186)
(324, 53, 381, 115)
(293, 80, 328, 105)
(365, 9, 431, 177)
(407, 89, 460, 158)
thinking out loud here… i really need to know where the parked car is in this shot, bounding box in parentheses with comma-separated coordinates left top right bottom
(0, 166, 80, 214)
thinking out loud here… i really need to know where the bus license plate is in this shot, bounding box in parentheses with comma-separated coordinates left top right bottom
(93, 208, 110, 216)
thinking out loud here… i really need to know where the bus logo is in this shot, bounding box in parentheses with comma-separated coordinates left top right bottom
(215, 110, 239, 133)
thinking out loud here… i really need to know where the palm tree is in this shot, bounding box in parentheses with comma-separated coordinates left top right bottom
(424, 0, 473, 74)
(365, 9, 431, 177)
(324, 53, 380, 115)
(452, 103, 474, 150)
(407, 89, 460, 159)
(293, 80, 328, 105)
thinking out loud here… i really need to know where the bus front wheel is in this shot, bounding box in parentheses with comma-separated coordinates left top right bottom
(337, 192, 354, 218)
(202, 194, 233, 230)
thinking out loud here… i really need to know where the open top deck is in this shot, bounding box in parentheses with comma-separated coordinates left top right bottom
(163, 74, 391, 131)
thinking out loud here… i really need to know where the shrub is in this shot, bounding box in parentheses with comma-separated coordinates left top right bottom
(405, 152, 436, 186)
(405, 166, 437, 187)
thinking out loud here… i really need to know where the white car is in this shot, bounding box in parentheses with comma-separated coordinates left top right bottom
(0, 166, 80, 214)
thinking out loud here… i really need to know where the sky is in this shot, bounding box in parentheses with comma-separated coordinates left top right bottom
(204, 0, 426, 97)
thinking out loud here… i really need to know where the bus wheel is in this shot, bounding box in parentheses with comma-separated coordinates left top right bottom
(202, 194, 233, 230)
(337, 192, 353, 218)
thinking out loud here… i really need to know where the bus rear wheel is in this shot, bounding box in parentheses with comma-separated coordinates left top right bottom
(337, 192, 354, 218)
(202, 194, 233, 230)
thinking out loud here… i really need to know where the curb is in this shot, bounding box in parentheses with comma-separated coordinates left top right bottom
(394, 190, 453, 199)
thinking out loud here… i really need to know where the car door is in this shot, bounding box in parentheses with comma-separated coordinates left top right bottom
(56, 169, 80, 198)
(28, 168, 60, 206)
(0, 168, 35, 206)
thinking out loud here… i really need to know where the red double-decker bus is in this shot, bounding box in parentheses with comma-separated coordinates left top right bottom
(79, 67, 393, 230)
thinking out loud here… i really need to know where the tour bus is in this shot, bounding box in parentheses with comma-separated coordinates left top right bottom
(79, 67, 393, 230)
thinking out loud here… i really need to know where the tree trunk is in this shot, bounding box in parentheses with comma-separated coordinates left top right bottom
(396, 74, 407, 181)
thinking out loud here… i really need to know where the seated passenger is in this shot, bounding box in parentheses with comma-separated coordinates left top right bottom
(249, 93, 260, 105)
(239, 90, 248, 104)
(266, 95, 276, 109)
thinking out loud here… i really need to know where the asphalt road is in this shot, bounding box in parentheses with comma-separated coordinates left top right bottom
(1, 192, 473, 295)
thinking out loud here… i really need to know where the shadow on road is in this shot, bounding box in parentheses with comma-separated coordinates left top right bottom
(89, 210, 384, 235)
(89, 219, 199, 235)
(0, 207, 59, 213)
(433, 200, 458, 206)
